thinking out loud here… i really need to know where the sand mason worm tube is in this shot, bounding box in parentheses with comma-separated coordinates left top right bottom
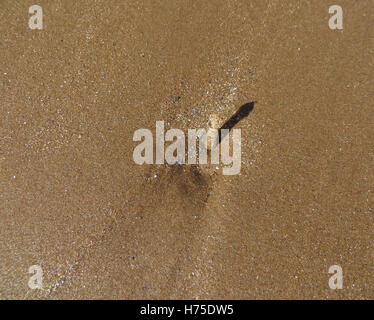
(206, 113, 224, 151)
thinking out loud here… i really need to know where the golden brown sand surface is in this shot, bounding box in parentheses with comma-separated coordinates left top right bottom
(0, 0, 373, 299)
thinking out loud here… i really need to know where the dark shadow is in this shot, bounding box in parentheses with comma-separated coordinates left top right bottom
(218, 101, 255, 143)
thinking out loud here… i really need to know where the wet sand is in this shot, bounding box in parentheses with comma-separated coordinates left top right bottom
(0, 0, 373, 299)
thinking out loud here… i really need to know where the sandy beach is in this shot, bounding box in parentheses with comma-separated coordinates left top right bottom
(0, 0, 373, 299)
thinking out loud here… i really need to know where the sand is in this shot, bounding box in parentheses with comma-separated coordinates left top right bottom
(0, 0, 373, 299)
